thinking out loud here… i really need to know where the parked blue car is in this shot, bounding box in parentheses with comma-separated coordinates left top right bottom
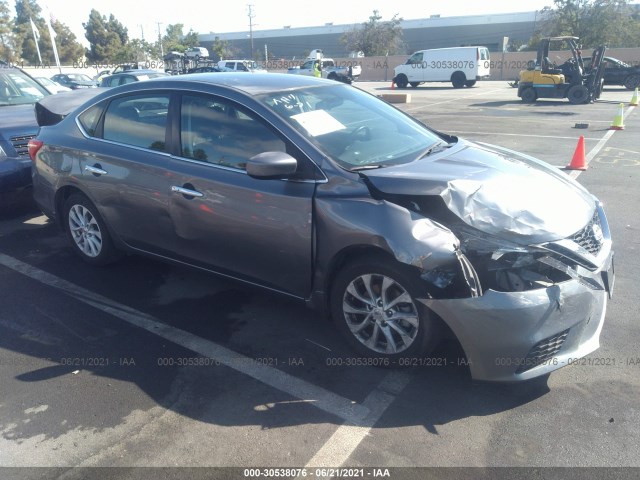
(0, 62, 50, 208)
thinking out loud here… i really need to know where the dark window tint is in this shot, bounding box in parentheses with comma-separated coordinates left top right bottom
(103, 94, 170, 151)
(180, 94, 285, 170)
(77, 101, 106, 137)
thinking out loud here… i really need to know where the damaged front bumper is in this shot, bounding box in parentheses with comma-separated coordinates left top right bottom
(420, 202, 614, 382)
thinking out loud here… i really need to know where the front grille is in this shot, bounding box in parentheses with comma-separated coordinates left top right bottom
(10, 135, 36, 157)
(569, 209, 603, 256)
(516, 329, 570, 374)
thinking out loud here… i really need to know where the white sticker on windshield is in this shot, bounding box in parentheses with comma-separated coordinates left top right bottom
(291, 110, 346, 137)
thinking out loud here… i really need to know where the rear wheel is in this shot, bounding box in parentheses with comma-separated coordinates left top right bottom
(623, 74, 640, 90)
(465, 80, 477, 87)
(395, 74, 408, 89)
(330, 256, 440, 362)
(520, 87, 537, 103)
(567, 84, 589, 104)
(451, 72, 466, 88)
(63, 193, 120, 266)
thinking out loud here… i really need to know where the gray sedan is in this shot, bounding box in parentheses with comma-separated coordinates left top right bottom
(29, 73, 614, 381)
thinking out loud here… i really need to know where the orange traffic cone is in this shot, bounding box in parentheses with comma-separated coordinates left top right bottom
(610, 103, 625, 130)
(630, 88, 639, 107)
(565, 135, 587, 170)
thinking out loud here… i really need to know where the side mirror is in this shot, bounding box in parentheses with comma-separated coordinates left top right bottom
(246, 151, 298, 179)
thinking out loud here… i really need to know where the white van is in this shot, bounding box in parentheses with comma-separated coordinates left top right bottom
(217, 59, 267, 73)
(393, 46, 491, 88)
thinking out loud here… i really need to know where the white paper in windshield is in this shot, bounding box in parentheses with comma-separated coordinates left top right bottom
(291, 110, 346, 137)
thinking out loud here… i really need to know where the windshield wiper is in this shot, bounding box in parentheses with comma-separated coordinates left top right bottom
(349, 164, 384, 172)
(416, 141, 450, 160)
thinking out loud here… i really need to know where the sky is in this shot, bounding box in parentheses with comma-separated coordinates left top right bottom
(31, 0, 554, 46)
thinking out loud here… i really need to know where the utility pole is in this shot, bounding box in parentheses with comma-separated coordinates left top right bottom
(247, 4, 255, 59)
(157, 22, 164, 58)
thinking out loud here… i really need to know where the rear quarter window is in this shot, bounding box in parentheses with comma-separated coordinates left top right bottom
(77, 101, 107, 137)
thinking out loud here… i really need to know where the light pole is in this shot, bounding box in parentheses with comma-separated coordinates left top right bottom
(247, 4, 255, 59)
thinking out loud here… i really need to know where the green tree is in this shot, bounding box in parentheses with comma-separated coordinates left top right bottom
(162, 23, 200, 53)
(540, 0, 640, 48)
(50, 19, 85, 63)
(84, 9, 129, 63)
(13, 0, 54, 64)
(163, 23, 186, 52)
(210, 38, 236, 61)
(0, 0, 19, 62)
(341, 10, 404, 56)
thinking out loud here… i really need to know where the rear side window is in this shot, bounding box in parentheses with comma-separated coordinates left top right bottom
(77, 101, 107, 137)
(479, 48, 489, 60)
(102, 94, 170, 151)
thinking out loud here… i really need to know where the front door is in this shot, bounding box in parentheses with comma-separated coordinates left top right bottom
(167, 93, 316, 297)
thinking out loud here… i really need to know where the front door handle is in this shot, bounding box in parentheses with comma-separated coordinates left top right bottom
(85, 164, 108, 176)
(171, 185, 204, 198)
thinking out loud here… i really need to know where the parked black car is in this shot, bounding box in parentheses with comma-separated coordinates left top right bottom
(51, 73, 97, 90)
(583, 56, 640, 90)
(30, 73, 614, 382)
(186, 66, 222, 74)
(0, 62, 49, 207)
(100, 70, 169, 87)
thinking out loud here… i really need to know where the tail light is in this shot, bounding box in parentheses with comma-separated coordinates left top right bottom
(27, 139, 44, 162)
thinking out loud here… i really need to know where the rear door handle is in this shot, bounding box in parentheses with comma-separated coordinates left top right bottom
(85, 164, 108, 176)
(171, 185, 204, 198)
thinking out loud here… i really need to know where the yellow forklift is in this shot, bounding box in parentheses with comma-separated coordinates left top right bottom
(518, 36, 606, 104)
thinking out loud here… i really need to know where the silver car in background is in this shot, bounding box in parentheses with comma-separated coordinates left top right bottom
(30, 73, 614, 381)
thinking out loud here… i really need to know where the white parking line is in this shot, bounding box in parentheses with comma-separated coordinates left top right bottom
(0, 253, 374, 424)
(402, 88, 505, 111)
(569, 105, 636, 179)
(300, 371, 411, 470)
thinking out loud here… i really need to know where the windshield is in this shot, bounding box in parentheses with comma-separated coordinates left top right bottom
(0, 69, 49, 106)
(259, 84, 443, 170)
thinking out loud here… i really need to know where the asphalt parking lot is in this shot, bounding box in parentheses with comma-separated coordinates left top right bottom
(1, 81, 639, 479)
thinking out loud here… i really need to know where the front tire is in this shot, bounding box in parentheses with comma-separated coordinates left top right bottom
(63, 193, 120, 266)
(330, 257, 440, 362)
(623, 74, 640, 90)
(567, 84, 588, 104)
(395, 74, 408, 89)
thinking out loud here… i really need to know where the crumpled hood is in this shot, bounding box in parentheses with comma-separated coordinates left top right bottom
(362, 139, 595, 244)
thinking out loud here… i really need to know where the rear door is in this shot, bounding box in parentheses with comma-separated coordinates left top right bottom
(167, 93, 317, 297)
(77, 92, 178, 255)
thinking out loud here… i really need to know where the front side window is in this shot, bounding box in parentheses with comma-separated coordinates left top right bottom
(407, 52, 423, 64)
(180, 94, 285, 170)
(102, 94, 170, 151)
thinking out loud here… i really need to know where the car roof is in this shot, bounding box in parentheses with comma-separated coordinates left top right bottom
(118, 72, 337, 95)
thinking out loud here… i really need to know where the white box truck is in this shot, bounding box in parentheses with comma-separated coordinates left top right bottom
(393, 46, 491, 88)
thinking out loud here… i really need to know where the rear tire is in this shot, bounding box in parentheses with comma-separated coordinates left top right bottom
(63, 193, 120, 266)
(330, 256, 440, 363)
(465, 80, 477, 87)
(451, 72, 466, 88)
(520, 87, 537, 103)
